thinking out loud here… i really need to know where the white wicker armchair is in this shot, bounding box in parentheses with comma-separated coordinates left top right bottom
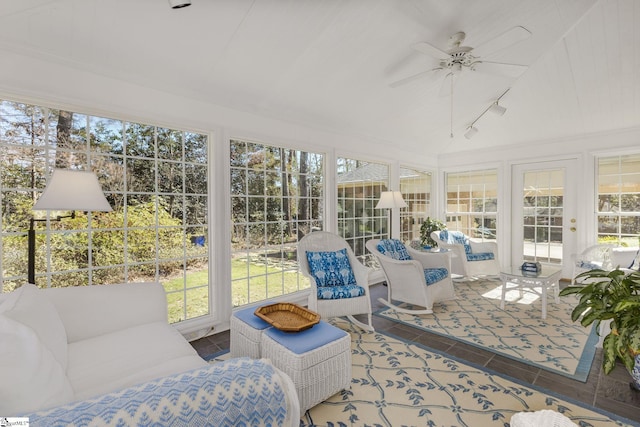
(297, 231, 374, 331)
(431, 230, 500, 279)
(570, 244, 616, 284)
(365, 239, 456, 315)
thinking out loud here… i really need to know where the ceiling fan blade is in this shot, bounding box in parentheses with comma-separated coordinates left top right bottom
(473, 26, 531, 58)
(412, 41, 449, 59)
(474, 60, 528, 78)
(389, 67, 443, 88)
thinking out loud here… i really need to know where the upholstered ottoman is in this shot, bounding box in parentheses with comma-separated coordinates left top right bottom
(260, 320, 351, 416)
(230, 306, 272, 358)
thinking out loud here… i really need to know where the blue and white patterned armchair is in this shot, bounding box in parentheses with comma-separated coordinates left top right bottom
(298, 231, 374, 331)
(431, 230, 500, 279)
(365, 238, 456, 315)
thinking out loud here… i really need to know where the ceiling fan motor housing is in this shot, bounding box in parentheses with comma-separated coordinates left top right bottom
(441, 46, 478, 72)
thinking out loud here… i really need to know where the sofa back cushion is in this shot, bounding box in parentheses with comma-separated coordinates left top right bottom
(0, 314, 74, 414)
(1, 284, 68, 369)
(43, 282, 167, 343)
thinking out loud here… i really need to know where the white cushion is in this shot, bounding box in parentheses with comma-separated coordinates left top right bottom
(511, 410, 578, 427)
(67, 321, 207, 400)
(0, 284, 68, 370)
(0, 315, 74, 414)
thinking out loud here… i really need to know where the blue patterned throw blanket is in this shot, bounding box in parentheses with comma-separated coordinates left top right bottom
(25, 358, 292, 427)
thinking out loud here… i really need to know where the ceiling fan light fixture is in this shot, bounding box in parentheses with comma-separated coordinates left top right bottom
(169, 0, 191, 9)
(464, 126, 478, 140)
(489, 102, 507, 116)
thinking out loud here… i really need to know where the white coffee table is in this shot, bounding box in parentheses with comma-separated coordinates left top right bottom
(499, 265, 562, 319)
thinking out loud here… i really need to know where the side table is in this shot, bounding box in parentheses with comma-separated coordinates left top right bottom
(499, 265, 562, 319)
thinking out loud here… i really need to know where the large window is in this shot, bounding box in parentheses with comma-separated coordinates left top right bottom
(399, 167, 432, 244)
(229, 139, 323, 306)
(337, 158, 389, 265)
(597, 154, 640, 246)
(445, 169, 498, 240)
(0, 100, 209, 324)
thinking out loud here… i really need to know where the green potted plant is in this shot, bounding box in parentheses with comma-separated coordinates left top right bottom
(560, 268, 640, 390)
(419, 217, 446, 249)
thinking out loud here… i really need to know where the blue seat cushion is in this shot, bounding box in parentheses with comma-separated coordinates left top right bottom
(317, 284, 365, 300)
(439, 230, 495, 261)
(233, 306, 272, 330)
(576, 260, 602, 269)
(306, 248, 357, 286)
(377, 239, 412, 261)
(263, 320, 348, 354)
(424, 268, 448, 285)
(466, 252, 495, 261)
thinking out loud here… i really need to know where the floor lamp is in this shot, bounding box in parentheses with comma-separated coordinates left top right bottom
(375, 190, 407, 239)
(29, 169, 112, 284)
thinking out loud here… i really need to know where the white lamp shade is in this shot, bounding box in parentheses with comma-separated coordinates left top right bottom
(489, 103, 507, 116)
(375, 191, 407, 209)
(33, 169, 112, 212)
(464, 126, 478, 140)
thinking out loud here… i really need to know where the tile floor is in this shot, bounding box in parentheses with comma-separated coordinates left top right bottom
(191, 282, 640, 423)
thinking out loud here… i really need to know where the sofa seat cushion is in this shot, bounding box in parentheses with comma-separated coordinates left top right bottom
(67, 321, 207, 400)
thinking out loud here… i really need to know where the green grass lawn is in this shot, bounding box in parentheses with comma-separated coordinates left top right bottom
(163, 259, 309, 324)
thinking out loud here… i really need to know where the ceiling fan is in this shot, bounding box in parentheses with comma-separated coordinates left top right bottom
(391, 26, 531, 138)
(390, 26, 532, 89)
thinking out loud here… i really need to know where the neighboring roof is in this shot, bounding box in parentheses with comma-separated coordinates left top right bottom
(337, 163, 428, 185)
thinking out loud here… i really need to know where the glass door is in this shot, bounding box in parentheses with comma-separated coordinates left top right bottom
(511, 160, 578, 279)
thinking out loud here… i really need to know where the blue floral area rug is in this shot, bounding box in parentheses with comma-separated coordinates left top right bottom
(210, 318, 637, 427)
(375, 278, 599, 382)
(302, 318, 635, 427)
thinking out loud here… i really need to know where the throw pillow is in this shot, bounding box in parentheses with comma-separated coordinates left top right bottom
(628, 248, 640, 270)
(0, 284, 68, 370)
(377, 239, 412, 261)
(0, 315, 74, 414)
(306, 248, 357, 287)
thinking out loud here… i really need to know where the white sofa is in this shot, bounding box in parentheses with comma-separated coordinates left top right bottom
(0, 282, 299, 426)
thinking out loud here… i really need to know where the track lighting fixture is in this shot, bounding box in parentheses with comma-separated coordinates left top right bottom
(489, 102, 507, 116)
(463, 89, 510, 140)
(464, 126, 478, 140)
(169, 0, 191, 9)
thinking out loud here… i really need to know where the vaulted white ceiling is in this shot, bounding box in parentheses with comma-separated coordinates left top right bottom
(1, 0, 638, 155)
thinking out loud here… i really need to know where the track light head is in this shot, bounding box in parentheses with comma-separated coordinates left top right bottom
(169, 0, 191, 9)
(489, 102, 507, 116)
(464, 126, 478, 140)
